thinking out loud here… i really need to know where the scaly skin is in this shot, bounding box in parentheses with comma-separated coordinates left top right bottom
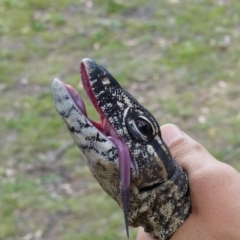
(52, 58, 190, 240)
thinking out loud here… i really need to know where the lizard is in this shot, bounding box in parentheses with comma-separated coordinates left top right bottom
(52, 58, 191, 240)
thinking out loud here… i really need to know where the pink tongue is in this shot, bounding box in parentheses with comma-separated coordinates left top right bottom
(108, 136, 131, 239)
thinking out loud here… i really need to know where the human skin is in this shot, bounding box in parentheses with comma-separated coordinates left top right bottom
(136, 124, 240, 240)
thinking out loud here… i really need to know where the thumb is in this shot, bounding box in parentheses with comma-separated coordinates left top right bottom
(160, 124, 217, 175)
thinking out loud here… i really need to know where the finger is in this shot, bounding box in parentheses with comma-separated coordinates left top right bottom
(160, 124, 217, 174)
(136, 227, 157, 240)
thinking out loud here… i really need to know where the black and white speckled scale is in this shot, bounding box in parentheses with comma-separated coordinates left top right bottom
(52, 58, 191, 240)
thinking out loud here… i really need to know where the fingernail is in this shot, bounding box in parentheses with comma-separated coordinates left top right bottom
(161, 124, 185, 146)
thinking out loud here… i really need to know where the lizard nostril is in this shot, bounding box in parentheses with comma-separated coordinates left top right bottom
(99, 73, 110, 85)
(102, 77, 110, 84)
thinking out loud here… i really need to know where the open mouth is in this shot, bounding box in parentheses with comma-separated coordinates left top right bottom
(65, 63, 120, 140)
(62, 59, 138, 237)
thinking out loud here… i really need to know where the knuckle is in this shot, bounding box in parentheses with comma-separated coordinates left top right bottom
(170, 136, 206, 161)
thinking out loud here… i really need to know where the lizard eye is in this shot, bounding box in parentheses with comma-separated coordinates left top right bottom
(127, 116, 154, 142)
(136, 119, 152, 136)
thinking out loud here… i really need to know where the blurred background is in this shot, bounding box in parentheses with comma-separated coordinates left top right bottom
(1, 0, 240, 239)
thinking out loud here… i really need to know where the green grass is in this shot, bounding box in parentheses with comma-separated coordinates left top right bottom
(1, 0, 240, 239)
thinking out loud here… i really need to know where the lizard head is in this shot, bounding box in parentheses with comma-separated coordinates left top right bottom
(79, 58, 176, 186)
(52, 58, 179, 238)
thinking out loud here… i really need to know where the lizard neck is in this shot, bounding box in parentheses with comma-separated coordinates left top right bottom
(129, 162, 190, 240)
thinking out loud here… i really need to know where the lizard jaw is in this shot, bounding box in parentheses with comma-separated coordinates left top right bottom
(64, 79, 133, 238)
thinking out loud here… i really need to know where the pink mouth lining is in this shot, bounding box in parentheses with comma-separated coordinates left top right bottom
(64, 61, 138, 238)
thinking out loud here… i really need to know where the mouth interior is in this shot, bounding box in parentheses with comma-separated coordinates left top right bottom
(64, 61, 138, 238)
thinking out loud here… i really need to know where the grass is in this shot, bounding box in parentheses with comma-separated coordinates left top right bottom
(1, 0, 240, 239)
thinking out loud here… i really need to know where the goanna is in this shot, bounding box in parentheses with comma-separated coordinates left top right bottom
(52, 58, 190, 240)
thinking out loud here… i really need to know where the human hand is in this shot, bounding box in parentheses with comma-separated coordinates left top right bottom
(136, 124, 240, 240)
